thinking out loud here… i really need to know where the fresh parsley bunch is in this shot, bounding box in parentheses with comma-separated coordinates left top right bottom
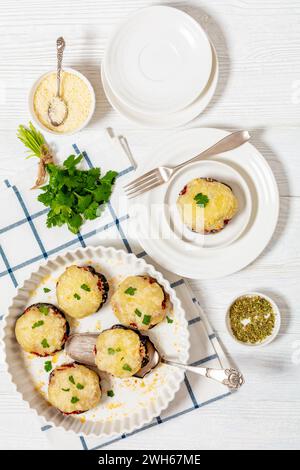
(38, 154, 118, 234)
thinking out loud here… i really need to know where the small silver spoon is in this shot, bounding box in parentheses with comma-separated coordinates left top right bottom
(65, 333, 244, 389)
(48, 37, 68, 127)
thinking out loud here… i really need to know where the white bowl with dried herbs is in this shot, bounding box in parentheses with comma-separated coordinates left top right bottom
(226, 292, 281, 347)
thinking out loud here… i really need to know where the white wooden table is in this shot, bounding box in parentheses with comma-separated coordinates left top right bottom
(1, 0, 300, 450)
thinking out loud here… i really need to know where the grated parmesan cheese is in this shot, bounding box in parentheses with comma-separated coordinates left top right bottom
(33, 71, 92, 133)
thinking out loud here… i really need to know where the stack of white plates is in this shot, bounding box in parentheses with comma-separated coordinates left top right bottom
(102, 6, 218, 128)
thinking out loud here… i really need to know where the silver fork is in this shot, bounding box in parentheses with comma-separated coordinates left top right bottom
(124, 130, 250, 198)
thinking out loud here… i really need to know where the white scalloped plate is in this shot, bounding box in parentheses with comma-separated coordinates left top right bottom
(2, 246, 189, 437)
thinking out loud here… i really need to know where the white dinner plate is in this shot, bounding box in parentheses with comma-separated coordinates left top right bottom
(101, 44, 218, 129)
(3, 246, 189, 437)
(129, 128, 279, 279)
(104, 6, 212, 115)
(165, 160, 252, 249)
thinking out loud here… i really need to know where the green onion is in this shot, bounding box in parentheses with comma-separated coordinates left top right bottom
(122, 364, 132, 372)
(135, 308, 142, 317)
(61, 388, 70, 392)
(43, 288, 51, 293)
(71, 396, 79, 404)
(74, 293, 81, 300)
(166, 316, 174, 324)
(76, 383, 84, 390)
(69, 375, 75, 385)
(107, 390, 114, 397)
(108, 347, 116, 355)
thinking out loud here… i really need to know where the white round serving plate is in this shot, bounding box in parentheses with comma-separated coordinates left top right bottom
(104, 6, 212, 115)
(101, 43, 218, 129)
(29, 67, 96, 136)
(165, 160, 252, 249)
(130, 128, 279, 279)
(2, 246, 189, 437)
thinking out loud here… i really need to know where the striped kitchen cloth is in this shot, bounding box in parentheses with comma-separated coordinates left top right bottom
(0, 129, 231, 450)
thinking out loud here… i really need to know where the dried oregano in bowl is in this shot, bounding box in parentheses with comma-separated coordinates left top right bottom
(226, 293, 280, 346)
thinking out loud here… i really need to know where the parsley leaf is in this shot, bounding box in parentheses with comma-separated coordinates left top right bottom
(74, 293, 81, 300)
(71, 396, 80, 404)
(125, 287, 137, 296)
(38, 305, 49, 316)
(43, 287, 51, 293)
(81, 284, 91, 292)
(44, 360, 52, 372)
(194, 193, 209, 207)
(108, 347, 116, 355)
(76, 383, 84, 390)
(107, 390, 114, 397)
(41, 338, 49, 348)
(32, 320, 44, 329)
(166, 316, 174, 324)
(142, 315, 151, 325)
(122, 364, 132, 372)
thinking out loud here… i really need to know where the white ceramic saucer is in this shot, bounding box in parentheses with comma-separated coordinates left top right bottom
(104, 6, 212, 115)
(102, 43, 218, 129)
(129, 128, 279, 280)
(165, 160, 252, 249)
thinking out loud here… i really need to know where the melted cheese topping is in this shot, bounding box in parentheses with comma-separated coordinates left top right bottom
(177, 178, 238, 233)
(33, 71, 92, 134)
(111, 276, 167, 331)
(48, 364, 101, 414)
(15, 305, 67, 356)
(95, 328, 143, 378)
(57, 266, 103, 319)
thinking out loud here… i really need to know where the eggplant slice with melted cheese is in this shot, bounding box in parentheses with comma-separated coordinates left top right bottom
(56, 265, 109, 319)
(111, 275, 170, 331)
(177, 178, 238, 234)
(15, 303, 69, 356)
(48, 363, 101, 414)
(94, 325, 149, 379)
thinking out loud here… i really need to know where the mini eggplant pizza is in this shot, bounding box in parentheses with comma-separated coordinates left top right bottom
(15, 303, 69, 356)
(48, 363, 101, 414)
(177, 178, 238, 234)
(111, 275, 169, 331)
(94, 325, 148, 378)
(56, 265, 109, 319)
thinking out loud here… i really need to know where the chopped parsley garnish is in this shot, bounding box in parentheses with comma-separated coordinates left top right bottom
(41, 338, 49, 348)
(69, 375, 75, 385)
(135, 308, 142, 317)
(43, 287, 51, 293)
(166, 316, 174, 324)
(142, 315, 151, 326)
(81, 284, 91, 292)
(74, 293, 81, 300)
(32, 320, 44, 329)
(71, 396, 79, 404)
(61, 388, 70, 392)
(38, 305, 49, 316)
(76, 383, 84, 390)
(122, 364, 132, 372)
(194, 193, 209, 207)
(125, 287, 137, 296)
(108, 347, 116, 355)
(44, 360, 52, 372)
(107, 390, 114, 397)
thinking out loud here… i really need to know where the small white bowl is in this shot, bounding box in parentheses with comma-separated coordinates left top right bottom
(28, 67, 96, 136)
(226, 291, 281, 347)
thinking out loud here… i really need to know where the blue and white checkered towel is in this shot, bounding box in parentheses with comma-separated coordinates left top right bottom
(0, 129, 231, 450)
